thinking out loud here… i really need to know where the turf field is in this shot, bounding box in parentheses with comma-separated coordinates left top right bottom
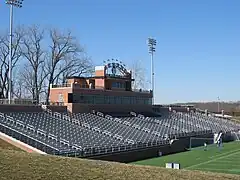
(133, 141, 240, 175)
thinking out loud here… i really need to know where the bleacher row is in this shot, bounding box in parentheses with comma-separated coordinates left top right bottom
(0, 108, 239, 157)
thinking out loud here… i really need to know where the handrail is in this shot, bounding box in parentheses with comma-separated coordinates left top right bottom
(0, 98, 36, 105)
(50, 83, 152, 93)
(0, 122, 59, 152)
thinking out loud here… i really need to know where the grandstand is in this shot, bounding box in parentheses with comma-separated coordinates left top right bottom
(0, 60, 240, 164)
(0, 103, 240, 162)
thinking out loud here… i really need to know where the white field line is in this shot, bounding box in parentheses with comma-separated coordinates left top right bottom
(208, 148, 240, 159)
(227, 154, 240, 158)
(185, 149, 240, 169)
(203, 163, 240, 167)
(216, 160, 240, 163)
(221, 157, 240, 161)
(193, 167, 240, 172)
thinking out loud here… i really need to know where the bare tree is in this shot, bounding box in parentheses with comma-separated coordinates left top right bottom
(57, 55, 93, 84)
(12, 68, 31, 99)
(45, 29, 92, 104)
(0, 26, 93, 103)
(0, 28, 23, 98)
(21, 26, 48, 103)
(131, 60, 149, 90)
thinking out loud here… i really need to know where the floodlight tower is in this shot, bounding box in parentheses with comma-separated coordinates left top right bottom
(6, 0, 24, 104)
(148, 37, 157, 105)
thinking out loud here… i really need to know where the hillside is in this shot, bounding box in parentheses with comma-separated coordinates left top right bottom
(177, 102, 240, 113)
(0, 139, 21, 152)
(0, 149, 239, 180)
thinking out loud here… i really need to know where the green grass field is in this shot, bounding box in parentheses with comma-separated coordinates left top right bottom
(133, 141, 240, 175)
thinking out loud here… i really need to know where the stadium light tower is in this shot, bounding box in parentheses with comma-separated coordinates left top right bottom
(6, 0, 24, 104)
(148, 37, 157, 105)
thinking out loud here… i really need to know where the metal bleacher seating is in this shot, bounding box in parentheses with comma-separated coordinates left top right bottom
(0, 111, 169, 157)
(0, 108, 239, 157)
(0, 112, 131, 156)
(186, 112, 240, 133)
(105, 110, 240, 140)
(131, 110, 240, 138)
(72, 112, 166, 143)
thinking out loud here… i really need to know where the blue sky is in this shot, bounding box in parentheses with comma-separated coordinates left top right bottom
(1, 0, 240, 104)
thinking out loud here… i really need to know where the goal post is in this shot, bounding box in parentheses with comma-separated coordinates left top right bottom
(233, 132, 240, 141)
(189, 137, 214, 150)
(189, 132, 223, 150)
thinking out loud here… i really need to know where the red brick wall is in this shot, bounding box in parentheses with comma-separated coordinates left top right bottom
(49, 88, 72, 103)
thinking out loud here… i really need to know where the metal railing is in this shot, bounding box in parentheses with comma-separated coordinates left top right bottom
(51, 84, 72, 88)
(51, 83, 152, 94)
(132, 89, 152, 93)
(56, 140, 170, 158)
(0, 99, 36, 105)
(0, 122, 59, 154)
(51, 83, 105, 90)
(49, 102, 65, 106)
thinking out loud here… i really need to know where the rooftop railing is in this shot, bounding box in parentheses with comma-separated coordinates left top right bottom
(132, 89, 152, 93)
(50, 83, 152, 93)
(49, 102, 65, 106)
(51, 84, 72, 88)
(0, 99, 36, 105)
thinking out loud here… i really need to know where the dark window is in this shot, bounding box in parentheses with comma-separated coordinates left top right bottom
(68, 93, 73, 103)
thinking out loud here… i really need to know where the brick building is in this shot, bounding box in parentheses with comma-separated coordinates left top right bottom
(50, 61, 153, 113)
